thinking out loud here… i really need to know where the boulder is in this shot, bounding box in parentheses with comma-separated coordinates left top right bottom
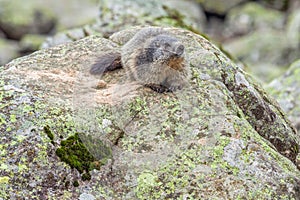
(0, 27, 299, 199)
(0, 38, 20, 65)
(223, 30, 299, 82)
(196, 0, 248, 15)
(0, 0, 56, 40)
(224, 2, 285, 37)
(267, 59, 300, 133)
(41, 0, 206, 48)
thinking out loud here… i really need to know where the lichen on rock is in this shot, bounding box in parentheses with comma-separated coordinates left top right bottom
(1, 26, 300, 199)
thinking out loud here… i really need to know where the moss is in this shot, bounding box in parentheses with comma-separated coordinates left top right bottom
(43, 125, 54, 141)
(55, 132, 112, 181)
(81, 172, 91, 181)
(73, 180, 79, 187)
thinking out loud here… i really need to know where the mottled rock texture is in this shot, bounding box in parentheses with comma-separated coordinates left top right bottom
(0, 27, 299, 199)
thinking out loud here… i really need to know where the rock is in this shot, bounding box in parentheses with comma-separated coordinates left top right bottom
(41, 26, 101, 49)
(222, 3, 300, 83)
(45, 0, 98, 30)
(97, 0, 205, 33)
(286, 8, 300, 49)
(19, 34, 47, 54)
(79, 193, 96, 200)
(196, 0, 248, 15)
(258, 0, 289, 11)
(224, 2, 285, 37)
(0, 27, 299, 199)
(0, 29, 5, 38)
(267, 59, 300, 133)
(0, 38, 20, 65)
(41, 0, 205, 48)
(0, 0, 56, 40)
(223, 30, 299, 82)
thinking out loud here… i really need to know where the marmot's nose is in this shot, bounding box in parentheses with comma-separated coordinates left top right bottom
(175, 44, 184, 56)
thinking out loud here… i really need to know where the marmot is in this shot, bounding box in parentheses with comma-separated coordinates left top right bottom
(90, 27, 190, 93)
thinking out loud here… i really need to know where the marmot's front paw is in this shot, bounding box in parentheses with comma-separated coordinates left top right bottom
(167, 85, 183, 92)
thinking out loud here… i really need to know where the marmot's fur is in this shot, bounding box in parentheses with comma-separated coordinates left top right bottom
(90, 27, 190, 93)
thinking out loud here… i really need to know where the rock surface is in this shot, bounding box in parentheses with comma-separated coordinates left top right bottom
(0, 0, 56, 40)
(196, 0, 248, 15)
(223, 30, 296, 82)
(41, 0, 206, 49)
(0, 38, 20, 65)
(0, 27, 299, 199)
(225, 2, 285, 37)
(0, 0, 99, 66)
(267, 59, 300, 133)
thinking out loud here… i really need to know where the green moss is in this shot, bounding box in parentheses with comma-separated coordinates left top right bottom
(81, 172, 91, 181)
(55, 132, 112, 181)
(43, 125, 54, 141)
(73, 180, 79, 187)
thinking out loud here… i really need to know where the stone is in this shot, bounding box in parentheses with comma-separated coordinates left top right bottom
(0, 0, 56, 40)
(0, 27, 299, 199)
(267, 59, 300, 133)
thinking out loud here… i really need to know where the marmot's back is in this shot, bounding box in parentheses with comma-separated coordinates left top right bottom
(121, 27, 167, 60)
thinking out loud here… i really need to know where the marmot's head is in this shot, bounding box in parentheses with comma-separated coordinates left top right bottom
(147, 34, 185, 62)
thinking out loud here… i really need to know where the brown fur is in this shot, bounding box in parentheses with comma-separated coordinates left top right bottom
(167, 57, 184, 71)
(90, 27, 190, 92)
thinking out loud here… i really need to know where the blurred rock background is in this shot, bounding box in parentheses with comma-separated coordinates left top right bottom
(0, 0, 299, 83)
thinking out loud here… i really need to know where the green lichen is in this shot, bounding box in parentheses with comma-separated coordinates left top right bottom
(135, 171, 162, 199)
(135, 146, 204, 199)
(236, 118, 299, 174)
(55, 132, 112, 181)
(210, 135, 233, 171)
(129, 97, 149, 116)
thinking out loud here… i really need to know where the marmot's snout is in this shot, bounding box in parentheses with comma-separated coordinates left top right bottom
(174, 44, 184, 57)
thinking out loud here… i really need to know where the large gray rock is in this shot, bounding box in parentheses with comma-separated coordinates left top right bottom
(0, 27, 299, 199)
(196, 0, 248, 15)
(0, 0, 56, 40)
(223, 29, 299, 82)
(0, 38, 19, 65)
(222, 2, 300, 83)
(41, 0, 206, 49)
(224, 2, 285, 37)
(267, 59, 300, 132)
(286, 7, 300, 50)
